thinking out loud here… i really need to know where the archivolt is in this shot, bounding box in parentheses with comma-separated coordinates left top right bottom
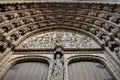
(0, 2, 119, 58)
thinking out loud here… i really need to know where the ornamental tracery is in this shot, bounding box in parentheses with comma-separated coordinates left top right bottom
(18, 31, 100, 49)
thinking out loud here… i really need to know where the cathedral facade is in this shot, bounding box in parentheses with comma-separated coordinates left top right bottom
(0, 1, 120, 80)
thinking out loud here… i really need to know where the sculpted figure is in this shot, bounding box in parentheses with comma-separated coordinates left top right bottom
(0, 27, 5, 34)
(2, 24, 14, 33)
(18, 12, 25, 17)
(102, 35, 110, 43)
(4, 5, 15, 11)
(0, 41, 8, 53)
(5, 14, 15, 20)
(114, 6, 120, 14)
(88, 27, 99, 35)
(117, 32, 120, 40)
(0, 16, 6, 23)
(111, 27, 119, 34)
(10, 33, 19, 41)
(98, 13, 105, 19)
(103, 5, 113, 12)
(18, 29, 26, 35)
(88, 12, 95, 16)
(0, 35, 7, 53)
(12, 20, 24, 28)
(108, 40, 119, 51)
(96, 31, 104, 40)
(94, 20, 103, 27)
(91, 4, 101, 10)
(85, 18, 94, 24)
(50, 50, 64, 80)
(114, 46, 120, 58)
(110, 16, 118, 24)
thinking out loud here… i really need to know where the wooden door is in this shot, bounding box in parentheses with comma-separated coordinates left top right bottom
(2, 62, 49, 80)
(68, 61, 113, 80)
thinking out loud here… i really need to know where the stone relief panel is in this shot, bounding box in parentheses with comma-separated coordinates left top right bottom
(18, 31, 100, 49)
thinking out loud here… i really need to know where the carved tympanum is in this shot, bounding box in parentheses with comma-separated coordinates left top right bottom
(19, 31, 100, 49)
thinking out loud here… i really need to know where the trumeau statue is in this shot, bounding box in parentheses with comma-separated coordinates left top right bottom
(50, 49, 64, 80)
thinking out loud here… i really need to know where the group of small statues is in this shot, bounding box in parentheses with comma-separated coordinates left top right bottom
(10, 24, 38, 41)
(0, 3, 120, 24)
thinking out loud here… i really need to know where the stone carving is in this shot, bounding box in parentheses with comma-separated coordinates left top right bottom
(102, 35, 110, 43)
(0, 16, 6, 23)
(1, 24, 14, 33)
(114, 46, 120, 58)
(94, 20, 103, 27)
(18, 29, 27, 36)
(110, 16, 119, 24)
(96, 31, 106, 40)
(107, 40, 119, 51)
(114, 6, 120, 14)
(12, 20, 24, 28)
(91, 4, 101, 10)
(111, 27, 119, 34)
(4, 5, 15, 12)
(33, 16, 44, 21)
(18, 12, 26, 17)
(88, 28, 99, 35)
(10, 33, 19, 41)
(50, 49, 64, 80)
(0, 28, 5, 34)
(0, 35, 8, 53)
(117, 32, 120, 40)
(19, 31, 100, 49)
(5, 14, 15, 20)
(0, 35, 15, 52)
(22, 19, 31, 24)
(0, 2, 119, 54)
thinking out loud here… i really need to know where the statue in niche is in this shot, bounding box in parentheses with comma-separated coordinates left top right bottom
(50, 49, 64, 80)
